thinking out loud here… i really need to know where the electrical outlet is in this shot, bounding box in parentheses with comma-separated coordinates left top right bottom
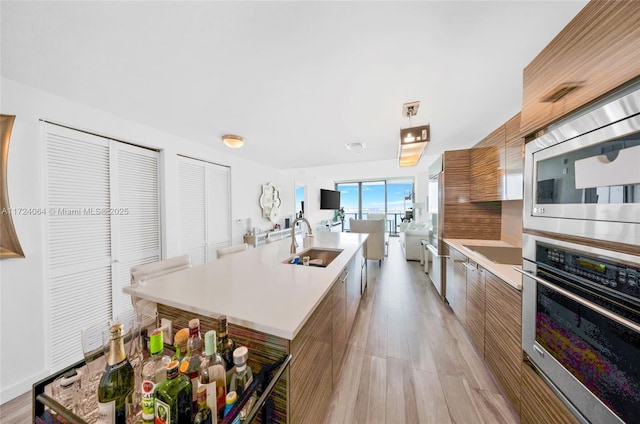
(235, 218, 244, 225)
(160, 318, 172, 343)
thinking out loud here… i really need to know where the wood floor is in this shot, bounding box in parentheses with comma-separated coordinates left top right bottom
(324, 239, 518, 424)
(1, 240, 517, 424)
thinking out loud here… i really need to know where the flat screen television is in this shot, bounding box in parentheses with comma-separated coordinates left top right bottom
(320, 189, 341, 210)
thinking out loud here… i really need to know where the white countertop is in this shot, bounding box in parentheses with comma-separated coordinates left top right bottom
(444, 238, 523, 291)
(123, 232, 367, 340)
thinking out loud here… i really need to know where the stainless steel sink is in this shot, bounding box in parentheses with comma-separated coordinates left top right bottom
(463, 245, 522, 265)
(283, 247, 343, 267)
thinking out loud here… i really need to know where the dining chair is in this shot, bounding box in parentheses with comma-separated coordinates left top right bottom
(216, 243, 249, 259)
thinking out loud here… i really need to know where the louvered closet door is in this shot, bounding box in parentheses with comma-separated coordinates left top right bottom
(45, 123, 161, 371)
(207, 164, 231, 261)
(112, 143, 161, 317)
(178, 157, 208, 265)
(45, 124, 113, 371)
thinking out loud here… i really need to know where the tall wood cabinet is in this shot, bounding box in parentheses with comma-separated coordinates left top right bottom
(520, 1, 640, 137)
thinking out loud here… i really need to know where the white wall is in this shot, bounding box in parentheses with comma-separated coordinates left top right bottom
(0, 78, 292, 402)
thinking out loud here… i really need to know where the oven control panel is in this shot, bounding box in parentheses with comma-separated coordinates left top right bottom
(537, 243, 640, 300)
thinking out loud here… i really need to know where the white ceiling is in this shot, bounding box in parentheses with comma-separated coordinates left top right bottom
(1, 1, 587, 169)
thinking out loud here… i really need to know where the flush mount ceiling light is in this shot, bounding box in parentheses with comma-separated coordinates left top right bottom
(345, 142, 366, 151)
(398, 101, 429, 167)
(222, 134, 244, 148)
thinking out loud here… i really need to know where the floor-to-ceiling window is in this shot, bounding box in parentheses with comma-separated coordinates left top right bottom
(337, 178, 414, 234)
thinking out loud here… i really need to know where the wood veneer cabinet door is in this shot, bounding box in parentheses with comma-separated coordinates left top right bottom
(446, 248, 468, 325)
(346, 250, 362, 338)
(504, 113, 523, 200)
(290, 284, 334, 423)
(521, 1, 640, 137)
(484, 271, 522, 414)
(521, 360, 579, 424)
(470, 125, 505, 202)
(465, 262, 485, 356)
(332, 271, 348, 386)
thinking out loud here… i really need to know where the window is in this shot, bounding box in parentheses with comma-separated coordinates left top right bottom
(337, 178, 414, 234)
(177, 156, 231, 265)
(44, 123, 160, 371)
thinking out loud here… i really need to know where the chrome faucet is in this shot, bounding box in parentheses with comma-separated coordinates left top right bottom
(290, 217, 313, 254)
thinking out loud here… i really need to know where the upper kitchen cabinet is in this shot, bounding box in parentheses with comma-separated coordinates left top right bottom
(520, 1, 640, 137)
(470, 113, 523, 202)
(504, 113, 523, 200)
(470, 125, 505, 202)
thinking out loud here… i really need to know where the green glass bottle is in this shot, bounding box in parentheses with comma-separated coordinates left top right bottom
(154, 360, 192, 424)
(97, 323, 135, 424)
(193, 386, 213, 424)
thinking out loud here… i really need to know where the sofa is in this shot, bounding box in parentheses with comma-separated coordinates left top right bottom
(399, 222, 430, 261)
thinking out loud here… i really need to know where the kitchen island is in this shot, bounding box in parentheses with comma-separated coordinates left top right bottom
(124, 231, 368, 423)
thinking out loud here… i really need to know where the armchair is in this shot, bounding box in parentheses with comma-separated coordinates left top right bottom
(349, 218, 385, 265)
(399, 222, 430, 261)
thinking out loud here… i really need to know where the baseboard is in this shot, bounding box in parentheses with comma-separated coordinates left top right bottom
(0, 368, 50, 405)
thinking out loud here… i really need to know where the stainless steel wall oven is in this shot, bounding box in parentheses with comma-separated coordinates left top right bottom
(519, 234, 640, 423)
(524, 86, 640, 246)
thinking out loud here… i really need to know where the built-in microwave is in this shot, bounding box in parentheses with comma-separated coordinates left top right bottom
(523, 86, 640, 246)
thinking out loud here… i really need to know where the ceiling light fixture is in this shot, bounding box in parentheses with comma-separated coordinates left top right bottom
(222, 134, 244, 148)
(398, 101, 429, 167)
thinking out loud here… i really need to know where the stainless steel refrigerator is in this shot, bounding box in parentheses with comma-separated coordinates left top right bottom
(426, 156, 446, 297)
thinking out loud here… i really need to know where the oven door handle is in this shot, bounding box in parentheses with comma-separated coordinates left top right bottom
(514, 267, 640, 334)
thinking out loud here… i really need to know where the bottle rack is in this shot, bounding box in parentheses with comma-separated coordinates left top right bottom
(33, 346, 291, 424)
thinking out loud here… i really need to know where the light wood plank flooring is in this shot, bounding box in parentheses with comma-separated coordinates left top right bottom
(1, 239, 518, 424)
(324, 239, 518, 424)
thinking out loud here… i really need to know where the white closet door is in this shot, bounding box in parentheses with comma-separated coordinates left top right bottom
(178, 157, 207, 265)
(112, 143, 161, 317)
(45, 124, 113, 371)
(178, 157, 231, 265)
(207, 163, 231, 261)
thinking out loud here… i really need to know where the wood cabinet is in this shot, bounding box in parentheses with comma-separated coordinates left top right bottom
(504, 113, 523, 200)
(470, 125, 505, 202)
(346, 247, 363, 334)
(331, 270, 348, 386)
(446, 247, 468, 325)
(465, 261, 485, 356)
(470, 113, 523, 202)
(485, 271, 522, 414)
(521, 1, 640, 137)
(521, 360, 579, 424)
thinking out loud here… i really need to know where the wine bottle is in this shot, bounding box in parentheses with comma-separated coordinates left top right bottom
(97, 323, 135, 424)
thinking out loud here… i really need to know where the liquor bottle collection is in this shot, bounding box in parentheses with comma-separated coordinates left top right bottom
(92, 315, 256, 424)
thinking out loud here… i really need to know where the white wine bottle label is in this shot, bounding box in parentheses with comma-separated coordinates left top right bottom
(97, 400, 115, 424)
(155, 398, 171, 424)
